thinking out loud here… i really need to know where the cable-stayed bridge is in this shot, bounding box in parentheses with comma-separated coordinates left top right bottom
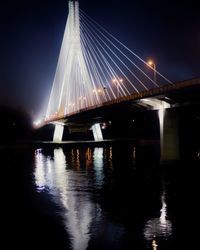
(45, 0, 172, 119)
(36, 0, 200, 160)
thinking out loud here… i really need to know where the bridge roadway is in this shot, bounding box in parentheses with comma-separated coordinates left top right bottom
(45, 77, 200, 126)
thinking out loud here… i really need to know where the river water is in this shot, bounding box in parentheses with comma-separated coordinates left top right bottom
(1, 142, 198, 249)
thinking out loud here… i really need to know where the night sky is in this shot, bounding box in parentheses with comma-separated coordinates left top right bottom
(0, 0, 199, 120)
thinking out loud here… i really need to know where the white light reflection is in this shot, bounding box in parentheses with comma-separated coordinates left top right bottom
(158, 108, 164, 163)
(34, 148, 94, 250)
(144, 191, 172, 242)
(160, 193, 167, 224)
(34, 149, 46, 191)
(93, 148, 104, 187)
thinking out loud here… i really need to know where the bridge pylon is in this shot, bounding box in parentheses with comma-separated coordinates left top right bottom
(46, 0, 96, 120)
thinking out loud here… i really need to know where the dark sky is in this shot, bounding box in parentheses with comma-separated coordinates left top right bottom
(0, 0, 200, 119)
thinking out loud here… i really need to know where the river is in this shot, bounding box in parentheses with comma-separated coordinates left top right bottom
(1, 141, 198, 249)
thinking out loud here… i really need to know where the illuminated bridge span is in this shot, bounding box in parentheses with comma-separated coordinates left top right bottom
(45, 0, 172, 122)
(37, 0, 199, 162)
(45, 77, 200, 123)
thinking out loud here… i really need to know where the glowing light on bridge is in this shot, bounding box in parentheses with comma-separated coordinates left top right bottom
(33, 119, 42, 128)
(148, 59, 156, 83)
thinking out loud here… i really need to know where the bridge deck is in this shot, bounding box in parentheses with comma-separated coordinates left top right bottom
(43, 77, 200, 125)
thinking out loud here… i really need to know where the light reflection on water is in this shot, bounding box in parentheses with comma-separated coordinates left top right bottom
(35, 148, 94, 249)
(34, 145, 174, 249)
(93, 148, 104, 187)
(144, 187, 172, 248)
(34, 147, 123, 250)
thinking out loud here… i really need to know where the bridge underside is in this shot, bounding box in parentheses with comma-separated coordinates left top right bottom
(56, 77, 200, 126)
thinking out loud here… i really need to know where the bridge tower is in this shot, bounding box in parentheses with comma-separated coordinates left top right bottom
(48, 0, 103, 142)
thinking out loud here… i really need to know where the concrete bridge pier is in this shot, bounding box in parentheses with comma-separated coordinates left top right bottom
(92, 123, 103, 141)
(159, 108, 180, 162)
(53, 123, 64, 143)
(140, 98, 180, 161)
(52, 122, 103, 142)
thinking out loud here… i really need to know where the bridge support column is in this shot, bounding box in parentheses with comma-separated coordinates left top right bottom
(53, 123, 64, 143)
(92, 123, 103, 141)
(159, 108, 180, 161)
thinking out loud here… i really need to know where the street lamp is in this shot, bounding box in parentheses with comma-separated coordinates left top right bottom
(97, 88, 102, 94)
(148, 60, 156, 83)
